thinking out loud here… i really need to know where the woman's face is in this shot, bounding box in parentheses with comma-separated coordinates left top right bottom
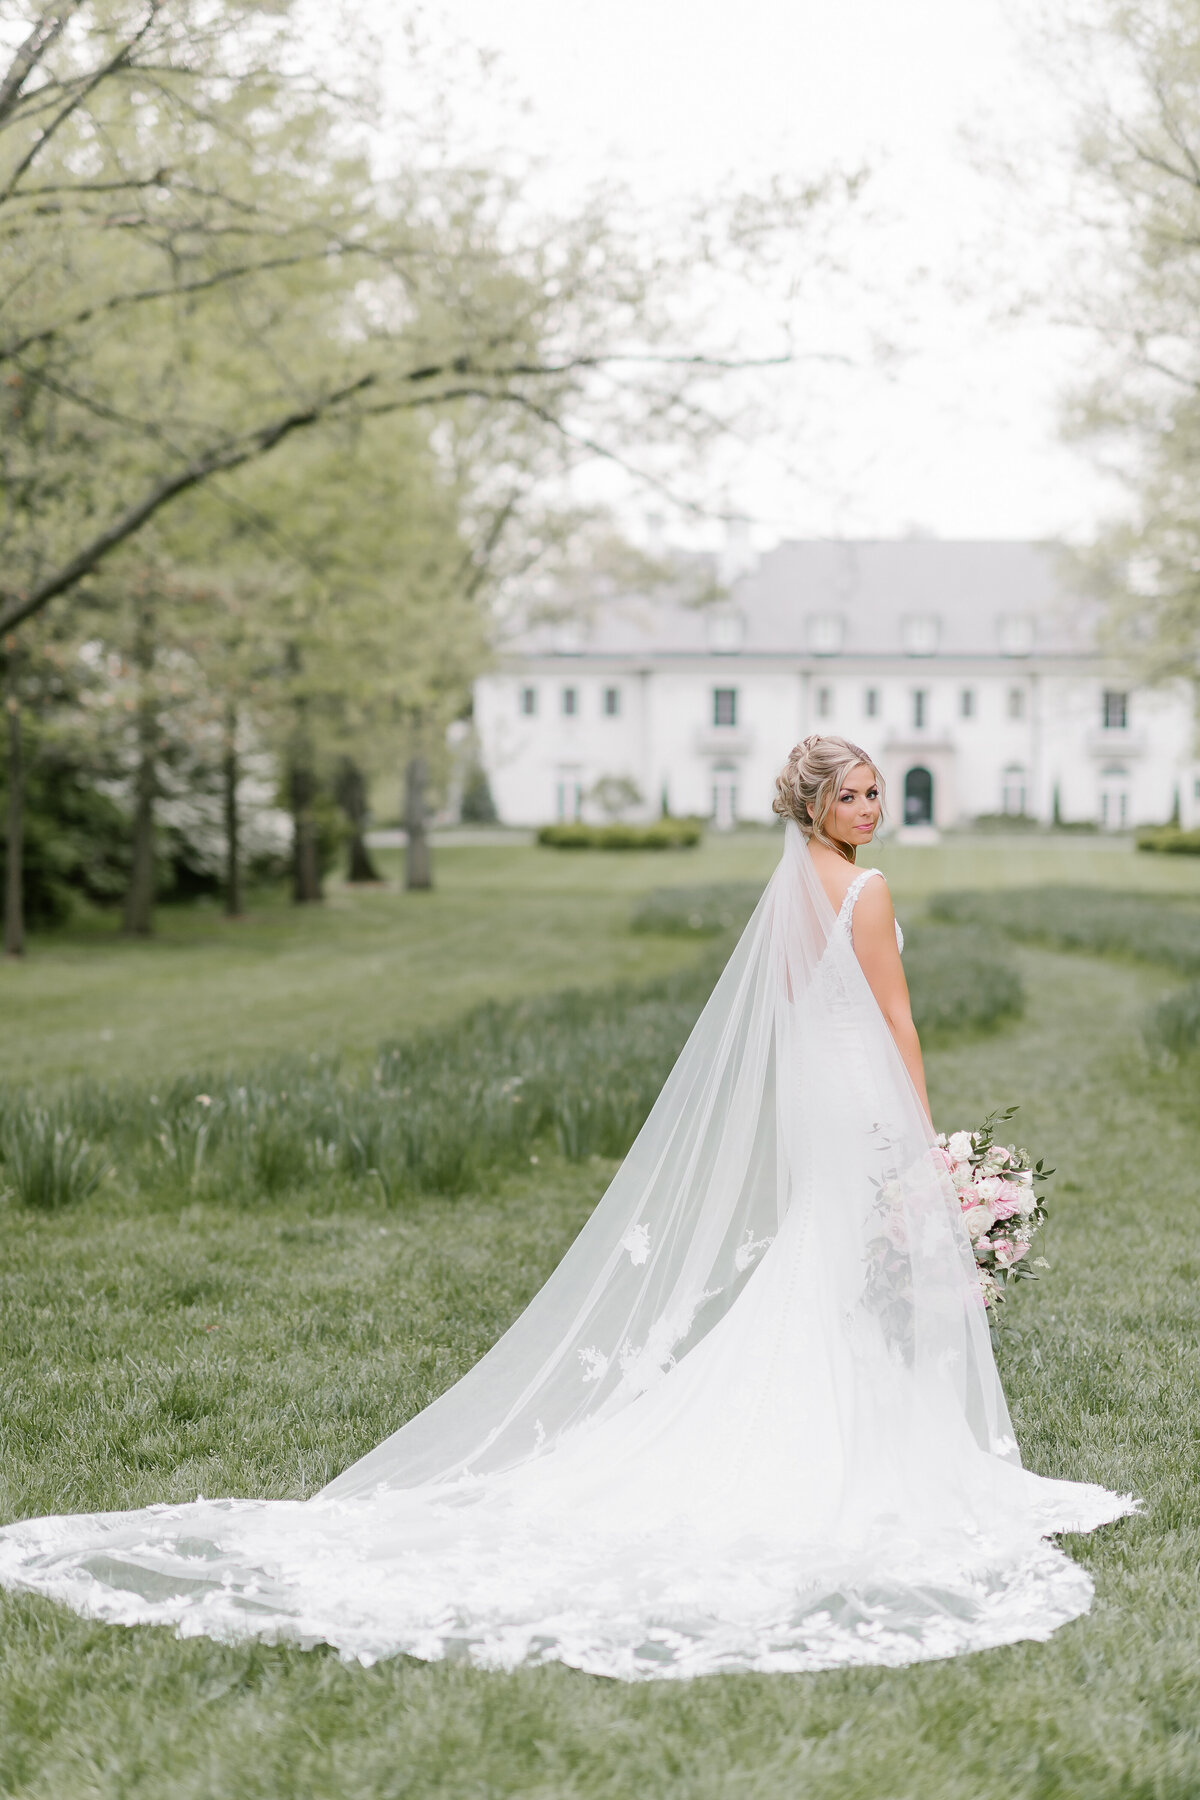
(825, 763, 881, 849)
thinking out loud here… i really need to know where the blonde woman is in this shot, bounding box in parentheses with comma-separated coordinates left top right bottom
(774, 734, 930, 1119)
(0, 737, 1132, 1680)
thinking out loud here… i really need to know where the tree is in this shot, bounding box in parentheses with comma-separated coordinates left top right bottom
(3, 634, 23, 954)
(1047, 1, 1200, 672)
(0, 3, 843, 644)
(0, 4, 859, 922)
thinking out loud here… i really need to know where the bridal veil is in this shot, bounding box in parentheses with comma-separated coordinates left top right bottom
(0, 823, 1133, 1677)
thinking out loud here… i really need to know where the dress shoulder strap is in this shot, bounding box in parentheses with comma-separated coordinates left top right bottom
(837, 865, 885, 928)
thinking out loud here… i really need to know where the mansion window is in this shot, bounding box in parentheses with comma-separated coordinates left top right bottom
(1007, 687, 1026, 721)
(556, 778, 584, 822)
(902, 615, 940, 656)
(1099, 766, 1130, 830)
(712, 766, 738, 831)
(816, 685, 834, 719)
(959, 687, 975, 719)
(911, 689, 928, 729)
(864, 687, 879, 718)
(807, 614, 845, 655)
(520, 686, 538, 717)
(1002, 765, 1028, 816)
(1103, 690, 1128, 730)
(708, 612, 745, 652)
(602, 686, 621, 717)
(561, 686, 578, 717)
(999, 615, 1034, 656)
(713, 687, 738, 728)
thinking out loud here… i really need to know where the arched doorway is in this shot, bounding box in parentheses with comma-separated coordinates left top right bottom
(904, 765, 934, 826)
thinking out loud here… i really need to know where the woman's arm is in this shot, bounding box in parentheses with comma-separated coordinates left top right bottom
(850, 878, 931, 1122)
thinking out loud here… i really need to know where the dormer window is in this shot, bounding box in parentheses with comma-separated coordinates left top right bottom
(806, 614, 844, 655)
(902, 615, 939, 656)
(999, 614, 1034, 656)
(707, 612, 744, 652)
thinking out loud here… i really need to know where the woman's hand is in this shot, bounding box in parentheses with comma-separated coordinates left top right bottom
(850, 877, 932, 1124)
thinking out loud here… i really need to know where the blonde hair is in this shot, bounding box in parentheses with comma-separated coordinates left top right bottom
(773, 734, 884, 861)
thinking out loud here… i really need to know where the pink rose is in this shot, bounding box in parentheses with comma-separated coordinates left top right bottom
(992, 1146, 1010, 1166)
(991, 1191, 1021, 1221)
(992, 1240, 1028, 1268)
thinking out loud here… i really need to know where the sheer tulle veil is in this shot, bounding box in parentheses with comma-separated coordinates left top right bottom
(0, 822, 1134, 1678)
(324, 820, 1010, 1498)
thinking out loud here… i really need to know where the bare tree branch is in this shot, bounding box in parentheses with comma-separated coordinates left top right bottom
(0, 4, 159, 205)
(0, 5, 80, 128)
(0, 248, 347, 363)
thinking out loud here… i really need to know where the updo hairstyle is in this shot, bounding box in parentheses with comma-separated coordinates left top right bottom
(772, 734, 884, 861)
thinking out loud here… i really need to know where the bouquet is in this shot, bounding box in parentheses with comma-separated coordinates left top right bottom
(936, 1107, 1051, 1320)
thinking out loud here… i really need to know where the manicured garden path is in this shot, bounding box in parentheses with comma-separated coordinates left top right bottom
(1, 918, 1198, 1797)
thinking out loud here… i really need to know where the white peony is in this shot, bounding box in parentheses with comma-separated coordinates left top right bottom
(947, 1131, 974, 1161)
(974, 1175, 1002, 1203)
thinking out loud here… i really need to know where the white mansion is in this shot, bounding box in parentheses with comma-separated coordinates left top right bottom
(474, 539, 1199, 833)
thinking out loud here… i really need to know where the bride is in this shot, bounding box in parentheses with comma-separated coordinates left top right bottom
(0, 735, 1133, 1680)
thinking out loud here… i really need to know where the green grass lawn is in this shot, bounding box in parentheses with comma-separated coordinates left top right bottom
(6, 829, 1199, 1088)
(2, 838, 1200, 1797)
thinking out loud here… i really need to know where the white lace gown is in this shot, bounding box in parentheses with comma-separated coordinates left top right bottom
(0, 849, 1135, 1679)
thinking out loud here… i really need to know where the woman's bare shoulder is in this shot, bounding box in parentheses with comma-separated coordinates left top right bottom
(808, 843, 859, 912)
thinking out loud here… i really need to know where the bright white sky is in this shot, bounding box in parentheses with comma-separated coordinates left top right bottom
(365, 0, 1114, 550)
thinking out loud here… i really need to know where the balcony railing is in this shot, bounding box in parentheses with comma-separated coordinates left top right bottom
(1086, 727, 1146, 758)
(694, 725, 756, 757)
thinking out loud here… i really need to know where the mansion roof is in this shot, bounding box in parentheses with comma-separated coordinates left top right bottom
(512, 539, 1095, 664)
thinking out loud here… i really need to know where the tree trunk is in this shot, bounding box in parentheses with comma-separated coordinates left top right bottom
(404, 752, 432, 890)
(122, 592, 157, 937)
(289, 709, 322, 904)
(4, 644, 24, 958)
(223, 698, 242, 917)
(335, 756, 381, 883)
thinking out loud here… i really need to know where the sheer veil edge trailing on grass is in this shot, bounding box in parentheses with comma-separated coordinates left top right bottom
(0, 824, 1136, 1679)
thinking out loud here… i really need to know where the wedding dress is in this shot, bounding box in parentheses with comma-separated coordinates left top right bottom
(0, 826, 1134, 1679)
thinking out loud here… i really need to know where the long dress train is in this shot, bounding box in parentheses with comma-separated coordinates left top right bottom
(0, 830, 1134, 1679)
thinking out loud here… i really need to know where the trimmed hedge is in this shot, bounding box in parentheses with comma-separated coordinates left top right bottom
(1136, 825, 1200, 856)
(537, 820, 702, 851)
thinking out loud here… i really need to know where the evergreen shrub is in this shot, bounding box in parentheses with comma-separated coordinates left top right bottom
(537, 819, 702, 850)
(1136, 825, 1200, 855)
